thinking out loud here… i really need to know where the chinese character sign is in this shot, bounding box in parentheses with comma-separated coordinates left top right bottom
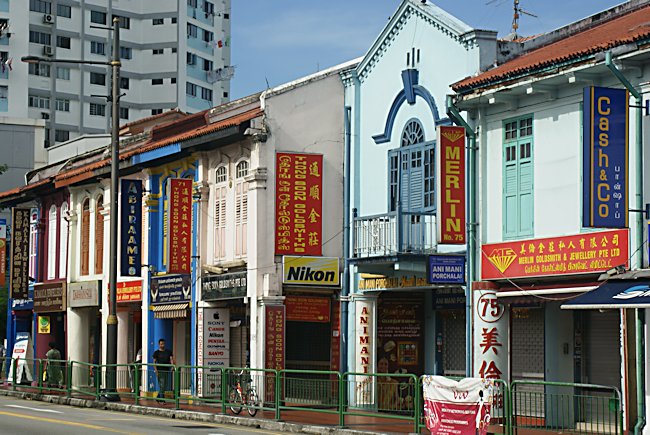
(481, 229, 628, 280)
(437, 126, 466, 244)
(582, 86, 628, 228)
(473, 289, 508, 383)
(120, 179, 142, 277)
(10, 208, 31, 299)
(422, 375, 495, 435)
(275, 152, 323, 256)
(168, 178, 193, 274)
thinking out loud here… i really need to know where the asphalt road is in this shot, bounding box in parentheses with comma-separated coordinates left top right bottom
(0, 396, 283, 435)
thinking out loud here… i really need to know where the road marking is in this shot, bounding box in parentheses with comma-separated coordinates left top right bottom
(5, 404, 63, 413)
(0, 410, 141, 434)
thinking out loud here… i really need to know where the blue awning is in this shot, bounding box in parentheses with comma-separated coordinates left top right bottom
(561, 281, 650, 310)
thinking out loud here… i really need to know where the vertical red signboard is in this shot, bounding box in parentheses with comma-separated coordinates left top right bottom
(265, 305, 285, 402)
(168, 178, 193, 274)
(275, 152, 323, 256)
(0, 218, 6, 287)
(437, 126, 466, 244)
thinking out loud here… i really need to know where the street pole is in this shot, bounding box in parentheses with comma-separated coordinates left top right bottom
(106, 17, 121, 394)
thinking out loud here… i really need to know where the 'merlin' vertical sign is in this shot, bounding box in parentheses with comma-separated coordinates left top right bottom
(582, 86, 628, 228)
(10, 208, 30, 299)
(168, 178, 193, 274)
(120, 179, 142, 277)
(437, 126, 466, 244)
(275, 152, 323, 256)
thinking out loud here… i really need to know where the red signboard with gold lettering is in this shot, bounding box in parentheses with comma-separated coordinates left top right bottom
(275, 152, 323, 256)
(168, 178, 192, 274)
(481, 229, 629, 280)
(116, 280, 142, 303)
(265, 305, 285, 401)
(285, 296, 330, 322)
(437, 126, 466, 244)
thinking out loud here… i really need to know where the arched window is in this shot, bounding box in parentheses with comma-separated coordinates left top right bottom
(214, 166, 227, 260)
(95, 196, 104, 274)
(47, 205, 57, 280)
(235, 160, 248, 257)
(401, 119, 425, 146)
(215, 165, 227, 183)
(59, 202, 69, 278)
(81, 198, 90, 275)
(388, 119, 434, 212)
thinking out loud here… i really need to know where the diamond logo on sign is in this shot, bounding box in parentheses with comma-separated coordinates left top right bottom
(441, 130, 464, 143)
(487, 248, 517, 273)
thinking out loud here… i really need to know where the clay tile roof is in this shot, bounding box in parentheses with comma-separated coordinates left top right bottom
(0, 107, 263, 202)
(453, 5, 650, 92)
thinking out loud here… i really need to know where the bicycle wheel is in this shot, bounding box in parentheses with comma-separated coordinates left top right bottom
(246, 389, 259, 417)
(229, 387, 243, 415)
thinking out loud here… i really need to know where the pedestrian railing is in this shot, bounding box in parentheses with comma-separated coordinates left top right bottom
(344, 372, 419, 433)
(0, 361, 627, 434)
(511, 380, 623, 435)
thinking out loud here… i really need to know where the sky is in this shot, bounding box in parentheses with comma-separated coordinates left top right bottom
(229, 0, 623, 99)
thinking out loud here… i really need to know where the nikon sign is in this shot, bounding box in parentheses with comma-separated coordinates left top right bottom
(282, 256, 340, 286)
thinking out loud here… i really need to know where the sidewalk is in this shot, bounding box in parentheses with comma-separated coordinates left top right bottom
(0, 387, 422, 434)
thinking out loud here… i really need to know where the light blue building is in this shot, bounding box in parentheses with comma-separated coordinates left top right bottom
(341, 0, 497, 399)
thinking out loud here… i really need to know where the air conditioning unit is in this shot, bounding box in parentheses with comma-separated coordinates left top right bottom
(41, 112, 50, 120)
(43, 14, 54, 24)
(43, 45, 54, 56)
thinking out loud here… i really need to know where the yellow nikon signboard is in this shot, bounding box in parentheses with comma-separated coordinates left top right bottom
(282, 256, 340, 286)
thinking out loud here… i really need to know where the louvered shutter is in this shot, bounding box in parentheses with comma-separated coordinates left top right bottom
(235, 181, 248, 257)
(408, 147, 424, 210)
(81, 200, 90, 275)
(59, 203, 68, 278)
(214, 186, 226, 259)
(95, 197, 104, 274)
(47, 205, 57, 279)
(518, 140, 533, 237)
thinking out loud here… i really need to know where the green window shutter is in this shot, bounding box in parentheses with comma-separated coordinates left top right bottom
(503, 116, 534, 239)
(504, 158, 518, 238)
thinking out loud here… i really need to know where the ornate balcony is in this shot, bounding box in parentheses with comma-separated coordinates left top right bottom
(353, 211, 436, 258)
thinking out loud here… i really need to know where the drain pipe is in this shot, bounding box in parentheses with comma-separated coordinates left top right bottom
(605, 50, 645, 435)
(446, 95, 477, 377)
(341, 106, 352, 375)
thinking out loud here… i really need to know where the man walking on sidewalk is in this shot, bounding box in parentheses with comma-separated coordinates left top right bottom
(153, 339, 174, 402)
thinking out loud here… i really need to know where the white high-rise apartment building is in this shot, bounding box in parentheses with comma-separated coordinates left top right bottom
(0, 0, 231, 147)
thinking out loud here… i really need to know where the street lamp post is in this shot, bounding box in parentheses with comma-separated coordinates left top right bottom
(22, 17, 121, 397)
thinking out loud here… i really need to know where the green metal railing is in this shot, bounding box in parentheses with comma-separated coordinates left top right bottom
(0, 359, 629, 434)
(343, 371, 419, 433)
(511, 380, 623, 435)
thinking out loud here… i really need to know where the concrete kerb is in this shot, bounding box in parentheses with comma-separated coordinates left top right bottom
(0, 389, 382, 435)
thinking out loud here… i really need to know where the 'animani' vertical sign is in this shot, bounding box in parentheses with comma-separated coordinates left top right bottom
(168, 178, 193, 274)
(275, 152, 323, 256)
(437, 126, 466, 244)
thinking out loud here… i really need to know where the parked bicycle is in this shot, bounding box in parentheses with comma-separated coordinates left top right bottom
(229, 369, 259, 417)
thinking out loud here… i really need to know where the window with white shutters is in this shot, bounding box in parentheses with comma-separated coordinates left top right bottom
(59, 202, 68, 278)
(214, 166, 227, 260)
(95, 196, 104, 274)
(235, 161, 248, 257)
(81, 199, 90, 275)
(47, 205, 57, 280)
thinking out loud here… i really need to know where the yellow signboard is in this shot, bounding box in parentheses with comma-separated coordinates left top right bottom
(282, 256, 340, 286)
(38, 315, 50, 334)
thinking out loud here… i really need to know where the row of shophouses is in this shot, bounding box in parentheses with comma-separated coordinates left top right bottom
(2, 0, 650, 430)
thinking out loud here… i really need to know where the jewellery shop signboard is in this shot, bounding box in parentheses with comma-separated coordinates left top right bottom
(150, 275, 191, 305)
(202, 271, 247, 301)
(34, 282, 66, 312)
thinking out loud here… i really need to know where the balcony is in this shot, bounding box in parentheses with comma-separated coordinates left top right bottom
(353, 212, 436, 258)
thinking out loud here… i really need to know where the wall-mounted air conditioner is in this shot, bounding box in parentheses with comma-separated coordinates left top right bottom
(43, 14, 54, 24)
(43, 45, 54, 56)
